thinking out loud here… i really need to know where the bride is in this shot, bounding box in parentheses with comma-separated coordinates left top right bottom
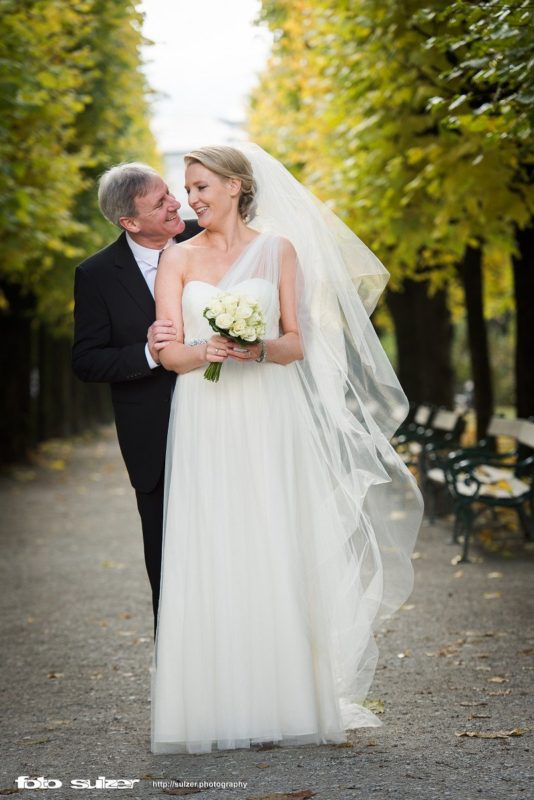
(151, 143, 423, 754)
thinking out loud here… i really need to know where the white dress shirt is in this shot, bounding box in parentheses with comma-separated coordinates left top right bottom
(126, 233, 172, 369)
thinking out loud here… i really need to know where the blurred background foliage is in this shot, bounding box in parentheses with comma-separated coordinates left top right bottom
(0, 0, 159, 461)
(249, 0, 533, 438)
(0, 0, 532, 463)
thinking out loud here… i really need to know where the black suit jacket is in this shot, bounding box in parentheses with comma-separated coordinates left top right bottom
(72, 220, 201, 492)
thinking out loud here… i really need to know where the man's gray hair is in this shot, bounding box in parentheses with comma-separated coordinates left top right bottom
(98, 162, 160, 228)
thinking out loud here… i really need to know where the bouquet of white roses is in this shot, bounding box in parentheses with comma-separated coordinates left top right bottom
(203, 291, 266, 382)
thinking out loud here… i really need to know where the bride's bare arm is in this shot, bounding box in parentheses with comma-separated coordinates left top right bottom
(262, 238, 303, 365)
(155, 247, 227, 374)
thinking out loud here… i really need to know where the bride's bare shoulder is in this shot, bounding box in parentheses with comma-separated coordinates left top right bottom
(159, 236, 203, 270)
(177, 231, 207, 251)
(275, 235, 297, 261)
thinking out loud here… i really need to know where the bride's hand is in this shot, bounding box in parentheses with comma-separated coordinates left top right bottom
(227, 341, 262, 361)
(205, 335, 230, 363)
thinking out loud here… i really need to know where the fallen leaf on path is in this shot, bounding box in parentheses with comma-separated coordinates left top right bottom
(256, 763, 270, 769)
(483, 592, 502, 600)
(437, 639, 465, 657)
(18, 737, 50, 746)
(468, 714, 492, 720)
(247, 792, 315, 800)
(487, 572, 503, 579)
(48, 459, 66, 471)
(47, 672, 64, 680)
(488, 676, 507, 683)
(459, 702, 488, 707)
(397, 650, 412, 658)
(411, 551, 422, 560)
(0, 788, 22, 795)
(401, 604, 415, 611)
(488, 688, 512, 696)
(364, 699, 385, 714)
(456, 729, 526, 739)
(518, 648, 533, 656)
(333, 740, 353, 748)
(453, 570, 464, 578)
(12, 468, 36, 482)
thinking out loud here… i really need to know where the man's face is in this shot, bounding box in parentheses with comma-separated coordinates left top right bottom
(121, 176, 185, 247)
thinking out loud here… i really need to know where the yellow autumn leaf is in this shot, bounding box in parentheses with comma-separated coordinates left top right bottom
(456, 729, 526, 739)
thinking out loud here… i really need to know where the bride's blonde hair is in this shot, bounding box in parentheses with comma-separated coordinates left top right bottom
(184, 146, 257, 222)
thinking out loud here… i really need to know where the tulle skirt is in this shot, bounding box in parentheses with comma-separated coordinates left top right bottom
(151, 358, 412, 754)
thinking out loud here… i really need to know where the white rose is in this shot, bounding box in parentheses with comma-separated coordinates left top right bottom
(215, 313, 234, 330)
(235, 304, 253, 319)
(205, 309, 216, 319)
(242, 327, 257, 342)
(230, 319, 247, 336)
(222, 293, 238, 306)
(209, 300, 224, 316)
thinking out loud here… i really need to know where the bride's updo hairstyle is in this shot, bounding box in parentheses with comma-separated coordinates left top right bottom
(184, 146, 257, 223)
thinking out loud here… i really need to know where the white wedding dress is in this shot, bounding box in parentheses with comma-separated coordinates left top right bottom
(151, 232, 421, 754)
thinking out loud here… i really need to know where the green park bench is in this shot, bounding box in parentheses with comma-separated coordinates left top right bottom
(423, 415, 526, 523)
(432, 419, 534, 562)
(394, 406, 466, 472)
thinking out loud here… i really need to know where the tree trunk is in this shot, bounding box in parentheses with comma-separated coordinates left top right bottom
(0, 301, 114, 466)
(386, 277, 454, 407)
(0, 285, 35, 463)
(458, 246, 494, 439)
(512, 223, 534, 419)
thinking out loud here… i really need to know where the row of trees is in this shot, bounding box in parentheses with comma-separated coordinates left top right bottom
(0, 0, 159, 462)
(249, 0, 533, 437)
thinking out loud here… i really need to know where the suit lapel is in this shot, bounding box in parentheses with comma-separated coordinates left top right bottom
(113, 233, 155, 322)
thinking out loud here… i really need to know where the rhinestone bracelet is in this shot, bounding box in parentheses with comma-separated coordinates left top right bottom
(186, 338, 208, 346)
(255, 341, 267, 363)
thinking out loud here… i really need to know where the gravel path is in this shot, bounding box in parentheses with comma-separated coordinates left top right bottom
(1, 428, 532, 800)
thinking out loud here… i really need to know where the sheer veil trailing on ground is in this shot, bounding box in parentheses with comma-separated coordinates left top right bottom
(235, 142, 424, 717)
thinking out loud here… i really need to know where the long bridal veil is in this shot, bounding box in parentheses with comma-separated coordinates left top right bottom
(235, 143, 424, 717)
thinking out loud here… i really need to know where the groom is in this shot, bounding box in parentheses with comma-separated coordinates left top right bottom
(72, 162, 200, 630)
